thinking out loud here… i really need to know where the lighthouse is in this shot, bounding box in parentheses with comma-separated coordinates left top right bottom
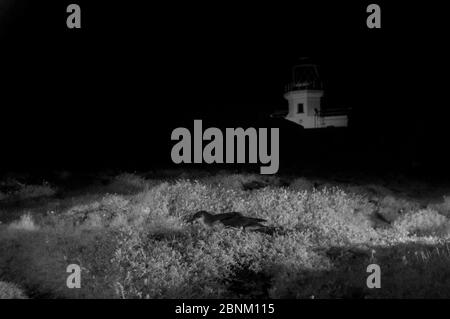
(283, 62, 349, 129)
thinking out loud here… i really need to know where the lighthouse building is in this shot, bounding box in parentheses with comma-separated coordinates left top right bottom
(282, 63, 349, 129)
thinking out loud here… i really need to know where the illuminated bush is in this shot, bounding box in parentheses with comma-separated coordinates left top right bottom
(1, 172, 450, 298)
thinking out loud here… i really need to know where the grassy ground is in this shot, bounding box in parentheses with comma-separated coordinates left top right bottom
(1, 170, 450, 298)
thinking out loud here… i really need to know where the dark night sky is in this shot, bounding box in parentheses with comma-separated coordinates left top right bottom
(0, 1, 448, 172)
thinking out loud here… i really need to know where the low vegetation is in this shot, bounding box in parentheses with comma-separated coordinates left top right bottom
(1, 170, 450, 298)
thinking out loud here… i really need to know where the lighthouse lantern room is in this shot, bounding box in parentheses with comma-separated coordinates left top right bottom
(283, 63, 349, 129)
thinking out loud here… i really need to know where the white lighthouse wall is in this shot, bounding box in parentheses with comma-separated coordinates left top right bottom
(285, 90, 324, 128)
(306, 95, 321, 116)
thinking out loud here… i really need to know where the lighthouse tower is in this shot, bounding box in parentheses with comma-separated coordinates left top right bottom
(284, 62, 349, 129)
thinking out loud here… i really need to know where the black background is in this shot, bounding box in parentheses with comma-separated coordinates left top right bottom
(0, 1, 448, 175)
(2, 299, 445, 318)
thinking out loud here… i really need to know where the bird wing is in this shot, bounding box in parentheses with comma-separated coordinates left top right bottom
(220, 215, 268, 228)
(220, 215, 243, 227)
(215, 212, 242, 222)
(219, 212, 267, 224)
(246, 217, 267, 223)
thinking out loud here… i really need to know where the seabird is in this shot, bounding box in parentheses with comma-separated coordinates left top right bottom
(188, 210, 268, 230)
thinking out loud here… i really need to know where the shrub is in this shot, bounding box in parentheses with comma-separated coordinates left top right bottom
(377, 195, 420, 223)
(105, 173, 149, 195)
(8, 214, 39, 231)
(2, 171, 450, 299)
(393, 209, 450, 237)
(0, 182, 57, 202)
(0, 227, 119, 298)
(430, 196, 450, 218)
(0, 281, 28, 299)
(289, 177, 314, 192)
